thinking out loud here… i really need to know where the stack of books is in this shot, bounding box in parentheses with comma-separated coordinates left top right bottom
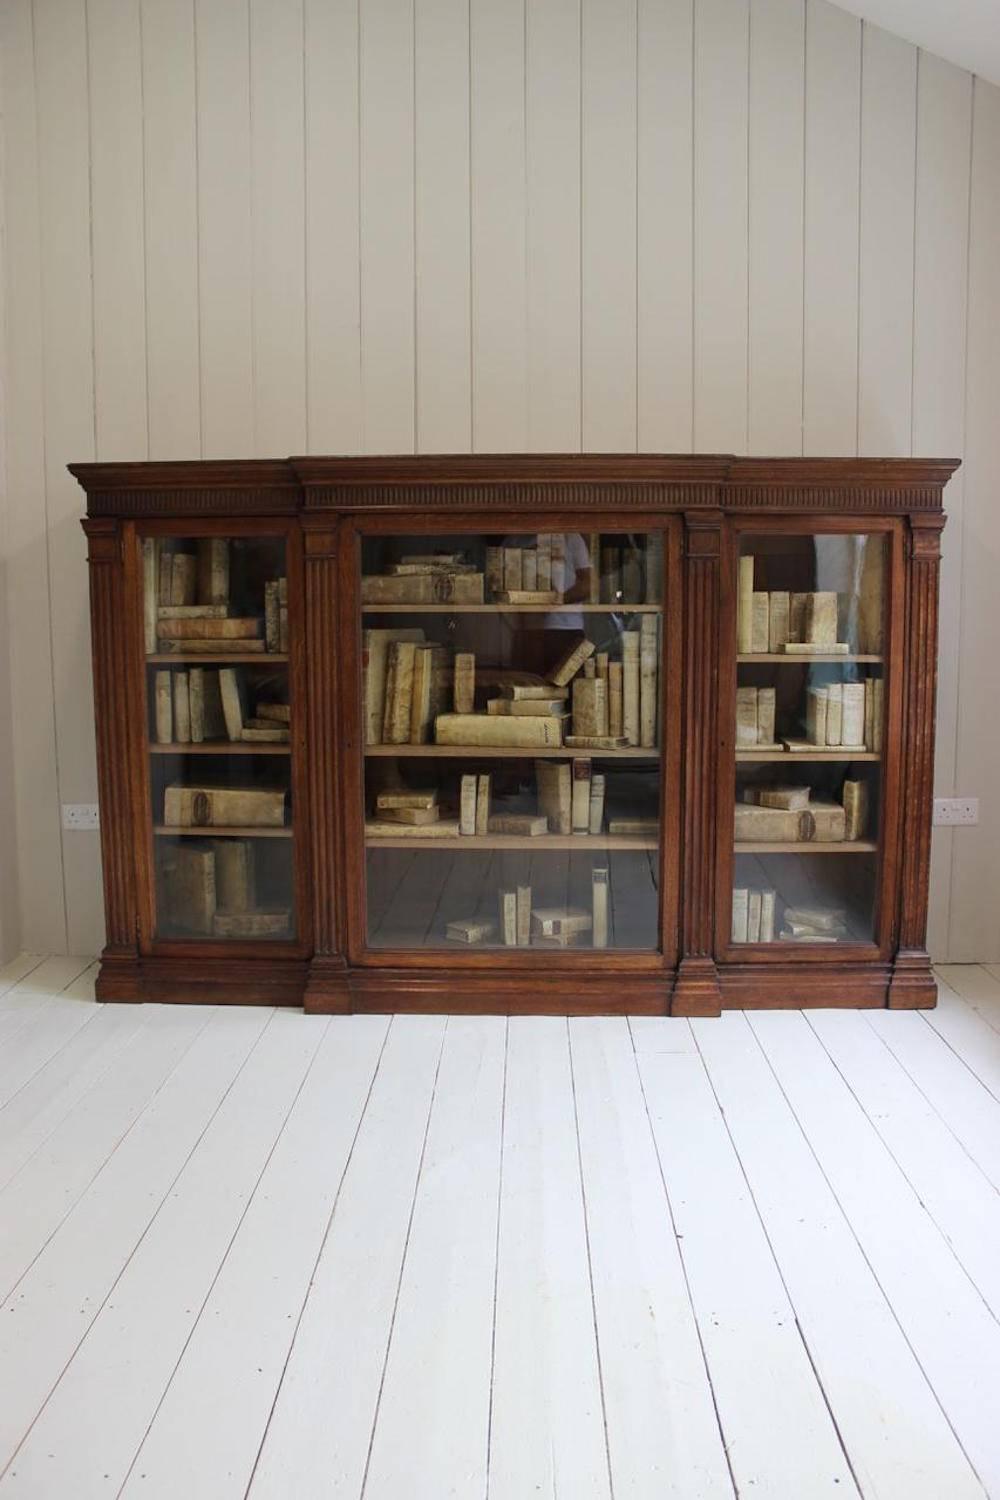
(365, 788, 459, 839)
(161, 837, 291, 938)
(152, 668, 289, 745)
(734, 777, 870, 843)
(361, 554, 484, 604)
(142, 539, 286, 657)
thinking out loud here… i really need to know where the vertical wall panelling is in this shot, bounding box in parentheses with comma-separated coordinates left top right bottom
(196, 0, 254, 456)
(141, 0, 201, 458)
(251, 0, 307, 455)
(525, 0, 582, 451)
(0, 92, 21, 961)
(748, 0, 805, 454)
(303, 0, 362, 452)
(0, 0, 66, 953)
(414, 0, 472, 451)
(802, 0, 861, 454)
(637, 0, 694, 451)
(359, 0, 416, 453)
(693, 0, 749, 451)
(470, 0, 527, 449)
(582, 0, 638, 450)
(857, 24, 917, 455)
(911, 55, 973, 958)
(950, 80, 1000, 960)
(34, 0, 105, 956)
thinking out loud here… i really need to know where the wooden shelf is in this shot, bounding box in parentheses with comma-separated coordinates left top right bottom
(736, 750, 880, 763)
(735, 840, 878, 854)
(149, 742, 290, 756)
(365, 744, 659, 760)
(362, 603, 662, 614)
(146, 653, 288, 665)
(737, 653, 882, 664)
(366, 833, 658, 851)
(154, 824, 292, 839)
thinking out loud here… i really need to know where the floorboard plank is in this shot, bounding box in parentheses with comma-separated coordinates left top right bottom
(925, 981, 1000, 1103)
(634, 1018, 860, 1497)
(0, 1007, 272, 1472)
(570, 1016, 734, 1498)
(0, 955, 47, 999)
(695, 1011, 985, 1500)
(937, 964, 1000, 1030)
(113, 1015, 389, 1500)
(0, 1013, 328, 1497)
(750, 1009, 1000, 1495)
(245, 1015, 447, 1500)
(363, 1016, 507, 1499)
(0, 998, 102, 1109)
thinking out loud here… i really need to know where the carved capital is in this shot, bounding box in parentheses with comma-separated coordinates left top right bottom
(908, 511, 946, 561)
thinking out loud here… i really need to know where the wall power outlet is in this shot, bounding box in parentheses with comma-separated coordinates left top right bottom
(933, 797, 979, 827)
(62, 804, 100, 831)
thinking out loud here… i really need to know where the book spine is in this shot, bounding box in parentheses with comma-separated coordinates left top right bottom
(747, 889, 762, 942)
(731, 887, 749, 942)
(756, 686, 776, 746)
(760, 889, 776, 943)
(737, 555, 754, 652)
(571, 758, 592, 835)
(384, 641, 417, 744)
(522, 550, 538, 591)
(213, 838, 255, 912)
(503, 548, 523, 593)
(500, 889, 517, 946)
(751, 592, 770, 653)
(825, 682, 843, 746)
(841, 683, 865, 747)
(806, 686, 828, 746)
(735, 686, 758, 747)
(536, 759, 572, 835)
(789, 591, 808, 643)
(592, 868, 609, 948)
(608, 661, 624, 739)
(588, 773, 606, 834)
(157, 617, 261, 640)
(805, 591, 839, 645)
(516, 885, 532, 946)
(219, 667, 244, 742)
(436, 714, 563, 747)
(621, 632, 640, 745)
(172, 672, 191, 744)
(549, 635, 596, 687)
(639, 615, 658, 748)
(170, 553, 197, 606)
(189, 668, 205, 743)
(453, 652, 476, 714)
(197, 538, 229, 606)
(155, 670, 173, 744)
(475, 774, 491, 836)
(572, 677, 607, 738)
(768, 591, 790, 652)
(485, 546, 504, 600)
(143, 538, 159, 655)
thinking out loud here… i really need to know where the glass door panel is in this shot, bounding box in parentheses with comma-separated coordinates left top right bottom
(360, 530, 665, 951)
(730, 530, 885, 947)
(140, 532, 296, 942)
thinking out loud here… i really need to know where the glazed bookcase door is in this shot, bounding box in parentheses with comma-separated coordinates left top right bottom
(133, 520, 309, 955)
(719, 517, 903, 960)
(345, 519, 679, 965)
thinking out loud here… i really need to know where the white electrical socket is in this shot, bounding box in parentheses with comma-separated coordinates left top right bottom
(933, 797, 979, 827)
(62, 804, 100, 831)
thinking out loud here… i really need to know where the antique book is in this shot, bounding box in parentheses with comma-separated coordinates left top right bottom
(485, 546, 504, 600)
(383, 639, 419, 744)
(532, 932, 582, 948)
(857, 536, 884, 653)
(607, 817, 658, 835)
(499, 889, 518, 946)
(459, 773, 477, 835)
(788, 591, 808, 643)
(158, 604, 229, 620)
(736, 686, 759, 748)
(564, 735, 629, 750)
(188, 668, 226, 742)
(531, 907, 592, 938)
(475, 774, 491, 836)
(163, 784, 286, 828)
(488, 697, 568, 717)
(376, 788, 438, 811)
(601, 545, 623, 604)
(365, 818, 462, 838)
(757, 686, 776, 747)
(164, 844, 216, 935)
(841, 682, 865, 748)
(572, 677, 607, 739)
(362, 628, 425, 745)
(170, 552, 198, 607)
(503, 547, 524, 594)
(241, 726, 289, 743)
(595, 651, 609, 681)
(751, 592, 770, 654)
(806, 686, 828, 745)
(389, 557, 476, 574)
(158, 547, 174, 607)
(522, 550, 538, 592)
(157, 638, 266, 654)
(486, 813, 548, 836)
(864, 677, 875, 748)
(782, 641, 849, 655)
(843, 778, 870, 841)
(768, 591, 790, 653)
(409, 644, 450, 744)
(496, 589, 561, 605)
(608, 661, 624, 739)
(588, 772, 606, 834)
(172, 672, 191, 744)
(278, 604, 288, 653)
(377, 804, 441, 826)
(622, 546, 643, 605)
(446, 917, 497, 944)
(747, 889, 763, 943)
(760, 889, 776, 943)
(759, 786, 810, 810)
(435, 714, 563, 748)
(143, 538, 160, 654)
(731, 886, 749, 943)
(734, 803, 846, 842)
(154, 670, 173, 744)
(548, 634, 596, 687)
(737, 555, 755, 653)
(361, 573, 484, 604)
(254, 702, 291, 724)
(783, 904, 847, 932)
(196, 538, 229, 606)
(264, 581, 280, 652)
(639, 615, 658, 748)
(501, 676, 569, 701)
(622, 631, 640, 745)
(592, 867, 609, 948)
(780, 929, 840, 943)
(553, 533, 570, 594)
(213, 838, 255, 912)
(536, 535, 552, 591)
(453, 651, 476, 714)
(536, 759, 572, 834)
(825, 682, 843, 746)
(805, 591, 839, 645)
(571, 758, 592, 835)
(584, 658, 596, 678)
(219, 667, 245, 742)
(212, 909, 290, 938)
(587, 534, 601, 603)
(516, 885, 532, 946)
(158, 617, 261, 641)
(872, 676, 884, 752)
(645, 534, 664, 605)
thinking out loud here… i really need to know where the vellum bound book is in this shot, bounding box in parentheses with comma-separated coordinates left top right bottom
(163, 785, 286, 828)
(435, 714, 564, 748)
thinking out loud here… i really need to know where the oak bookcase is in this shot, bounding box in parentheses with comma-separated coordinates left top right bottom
(73, 454, 956, 1016)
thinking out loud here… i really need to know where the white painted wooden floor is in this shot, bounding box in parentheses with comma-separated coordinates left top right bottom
(1, 955, 1000, 1498)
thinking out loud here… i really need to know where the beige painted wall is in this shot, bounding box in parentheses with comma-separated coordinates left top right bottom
(0, 0, 997, 961)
